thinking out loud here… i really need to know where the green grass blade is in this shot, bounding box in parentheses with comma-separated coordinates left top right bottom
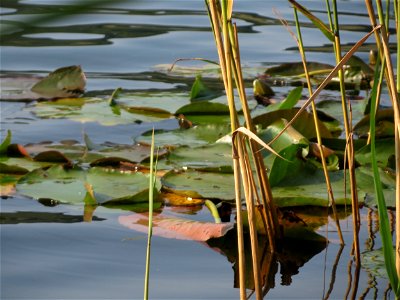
(369, 53, 399, 296)
(289, 0, 335, 42)
(144, 128, 156, 300)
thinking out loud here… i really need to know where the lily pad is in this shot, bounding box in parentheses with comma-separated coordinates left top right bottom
(135, 123, 231, 148)
(161, 169, 235, 201)
(0, 66, 86, 101)
(167, 143, 233, 172)
(253, 108, 333, 139)
(16, 165, 160, 205)
(119, 213, 234, 241)
(30, 96, 172, 126)
(353, 108, 394, 138)
(355, 138, 394, 167)
(116, 90, 189, 115)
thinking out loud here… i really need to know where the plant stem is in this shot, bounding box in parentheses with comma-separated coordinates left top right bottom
(144, 128, 156, 300)
(293, 7, 344, 245)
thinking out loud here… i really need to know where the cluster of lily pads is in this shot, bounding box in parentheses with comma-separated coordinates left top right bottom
(0, 61, 396, 218)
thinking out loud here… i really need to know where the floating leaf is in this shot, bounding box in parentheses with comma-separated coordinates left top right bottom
(354, 108, 394, 138)
(190, 75, 221, 101)
(161, 169, 235, 201)
(355, 138, 394, 167)
(265, 61, 333, 77)
(136, 123, 231, 148)
(167, 143, 233, 172)
(17, 165, 161, 205)
(253, 108, 332, 139)
(176, 101, 230, 115)
(31, 65, 86, 99)
(119, 213, 234, 241)
(0, 130, 12, 155)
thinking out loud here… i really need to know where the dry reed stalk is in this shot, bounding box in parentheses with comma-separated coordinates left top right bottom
(290, 8, 344, 244)
(328, 0, 360, 261)
(206, 1, 280, 298)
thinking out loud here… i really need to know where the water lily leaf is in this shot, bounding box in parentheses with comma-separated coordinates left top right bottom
(265, 62, 333, 77)
(269, 144, 308, 187)
(176, 101, 230, 115)
(258, 118, 309, 154)
(31, 65, 86, 99)
(136, 123, 231, 148)
(33, 150, 72, 164)
(356, 166, 396, 208)
(16, 165, 161, 205)
(355, 138, 394, 167)
(167, 143, 233, 172)
(30, 97, 170, 125)
(0, 157, 48, 172)
(0, 130, 12, 155)
(362, 247, 393, 278)
(190, 75, 221, 101)
(17, 165, 86, 204)
(117, 91, 189, 115)
(119, 213, 234, 241)
(161, 192, 204, 206)
(161, 169, 235, 201)
(272, 169, 364, 207)
(353, 108, 394, 138)
(6, 144, 31, 158)
(0, 162, 29, 175)
(316, 99, 366, 130)
(262, 86, 302, 113)
(253, 108, 332, 139)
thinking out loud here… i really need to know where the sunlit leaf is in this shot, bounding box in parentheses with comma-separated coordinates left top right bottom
(253, 108, 333, 139)
(31, 65, 86, 99)
(167, 143, 233, 172)
(136, 123, 231, 148)
(161, 169, 235, 201)
(190, 75, 221, 101)
(0, 130, 12, 155)
(16, 165, 161, 205)
(119, 213, 234, 241)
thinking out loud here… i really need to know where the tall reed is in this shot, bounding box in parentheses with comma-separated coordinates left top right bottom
(206, 1, 281, 298)
(144, 129, 157, 300)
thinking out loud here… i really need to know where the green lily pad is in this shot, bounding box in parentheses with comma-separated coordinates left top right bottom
(167, 143, 233, 172)
(30, 97, 171, 125)
(355, 138, 394, 167)
(0, 157, 50, 172)
(116, 91, 189, 115)
(190, 75, 222, 101)
(135, 123, 231, 148)
(253, 108, 333, 139)
(16, 165, 160, 205)
(161, 169, 235, 201)
(272, 169, 365, 207)
(176, 101, 230, 115)
(353, 108, 394, 138)
(0, 130, 12, 155)
(265, 62, 333, 77)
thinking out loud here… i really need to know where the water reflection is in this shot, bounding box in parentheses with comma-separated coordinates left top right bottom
(0, 210, 106, 224)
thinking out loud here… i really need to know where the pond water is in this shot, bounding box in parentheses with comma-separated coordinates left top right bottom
(0, 0, 396, 299)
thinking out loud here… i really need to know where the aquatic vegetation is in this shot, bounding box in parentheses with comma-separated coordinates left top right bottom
(0, 0, 399, 298)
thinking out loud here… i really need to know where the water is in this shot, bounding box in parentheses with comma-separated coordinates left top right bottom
(0, 1, 395, 299)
